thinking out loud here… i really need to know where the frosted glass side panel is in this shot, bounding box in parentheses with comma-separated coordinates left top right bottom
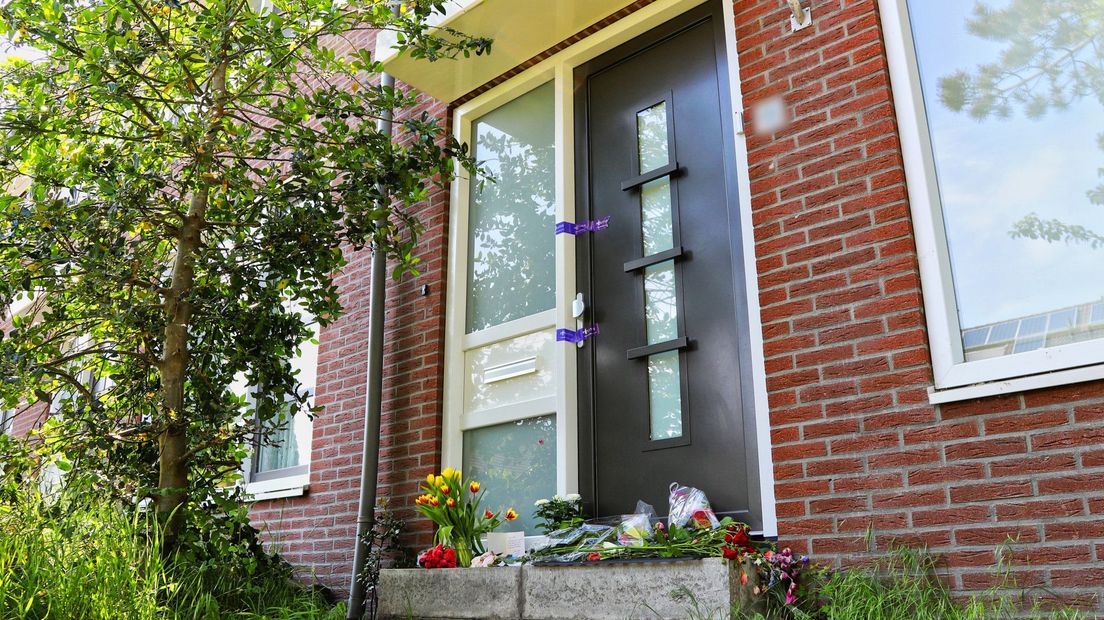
(643, 260, 678, 345)
(641, 179, 675, 255)
(648, 351, 683, 440)
(463, 415, 556, 534)
(466, 82, 556, 333)
(637, 101, 669, 173)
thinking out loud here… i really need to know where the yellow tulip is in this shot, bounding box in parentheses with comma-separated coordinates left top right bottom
(426, 473, 434, 485)
(435, 476, 444, 488)
(442, 467, 454, 479)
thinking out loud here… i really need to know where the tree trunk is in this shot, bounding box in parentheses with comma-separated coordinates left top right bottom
(157, 189, 206, 552)
(156, 60, 227, 553)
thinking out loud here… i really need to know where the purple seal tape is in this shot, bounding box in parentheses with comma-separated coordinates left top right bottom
(556, 216, 610, 236)
(556, 324, 600, 343)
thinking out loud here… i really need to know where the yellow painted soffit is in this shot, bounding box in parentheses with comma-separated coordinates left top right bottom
(376, 0, 638, 102)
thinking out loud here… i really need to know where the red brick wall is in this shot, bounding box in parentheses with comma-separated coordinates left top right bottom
(736, 0, 1104, 610)
(7, 402, 46, 438)
(0, 315, 48, 439)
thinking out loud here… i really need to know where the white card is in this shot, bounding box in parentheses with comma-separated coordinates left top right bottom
(486, 531, 526, 557)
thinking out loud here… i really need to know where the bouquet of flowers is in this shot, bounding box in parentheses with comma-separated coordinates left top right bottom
(414, 468, 516, 567)
(418, 544, 458, 569)
(533, 494, 586, 535)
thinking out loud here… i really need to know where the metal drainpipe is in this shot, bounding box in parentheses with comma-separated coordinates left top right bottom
(346, 22, 397, 620)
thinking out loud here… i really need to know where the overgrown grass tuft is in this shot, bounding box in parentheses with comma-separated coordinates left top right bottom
(0, 488, 342, 620)
(815, 545, 1091, 620)
(664, 545, 1093, 620)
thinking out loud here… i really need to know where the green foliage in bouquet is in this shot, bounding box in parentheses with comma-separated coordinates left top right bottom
(533, 494, 586, 535)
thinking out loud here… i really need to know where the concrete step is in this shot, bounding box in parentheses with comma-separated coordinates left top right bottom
(378, 557, 762, 619)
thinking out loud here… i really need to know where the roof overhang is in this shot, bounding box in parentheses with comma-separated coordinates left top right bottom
(376, 0, 639, 102)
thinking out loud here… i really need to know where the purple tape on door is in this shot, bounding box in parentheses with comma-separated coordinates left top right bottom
(555, 216, 610, 236)
(556, 324, 600, 343)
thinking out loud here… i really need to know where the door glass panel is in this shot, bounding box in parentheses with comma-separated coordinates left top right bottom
(636, 101, 669, 173)
(647, 351, 683, 440)
(641, 178, 675, 255)
(462, 414, 556, 534)
(643, 260, 678, 345)
(466, 82, 556, 333)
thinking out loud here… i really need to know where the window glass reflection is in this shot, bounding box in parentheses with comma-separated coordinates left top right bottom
(908, 0, 1104, 361)
(466, 82, 556, 333)
(643, 260, 678, 345)
(641, 179, 675, 256)
(637, 102, 669, 174)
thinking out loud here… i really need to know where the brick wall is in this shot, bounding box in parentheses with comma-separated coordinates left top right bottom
(736, 0, 1104, 610)
(0, 314, 48, 439)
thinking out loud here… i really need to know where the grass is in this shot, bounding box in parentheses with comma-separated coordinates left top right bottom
(0, 488, 343, 620)
(817, 545, 1091, 620)
(655, 546, 1094, 620)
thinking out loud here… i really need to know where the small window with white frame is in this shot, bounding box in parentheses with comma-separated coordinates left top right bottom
(244, 322, 318, 497)
(881, 0, 1104, 400)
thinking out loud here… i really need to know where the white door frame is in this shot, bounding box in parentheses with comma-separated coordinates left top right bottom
(443, 0, 777, 536)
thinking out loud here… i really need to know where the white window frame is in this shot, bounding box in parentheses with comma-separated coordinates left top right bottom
(241, 322, 318, 501)
(443, 0, 777, 536)
(880, 0, 1104, 404)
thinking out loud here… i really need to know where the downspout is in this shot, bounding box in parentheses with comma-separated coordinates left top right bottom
(346, 21, 397, 620)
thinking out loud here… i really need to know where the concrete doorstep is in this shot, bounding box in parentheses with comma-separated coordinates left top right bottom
(377, 557, 762, 620)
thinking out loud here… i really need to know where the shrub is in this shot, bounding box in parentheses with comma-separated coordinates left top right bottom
(0, 484, 342, 620)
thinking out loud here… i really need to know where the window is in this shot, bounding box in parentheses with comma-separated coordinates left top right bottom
(245, 323, 317, 494)
(448, 80, 558, 534)
(462, 415, 556, 534)
(883, 0, 1104, 397)
(1, 409, 12, 436)
(465, 81, 557, 333)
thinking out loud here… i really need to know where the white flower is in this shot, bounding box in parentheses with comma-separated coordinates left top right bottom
(534, 498, 550, 506)
(565, 493, 582, 502)
(472, 551, 497, 567)
(553, 494, 564, 501)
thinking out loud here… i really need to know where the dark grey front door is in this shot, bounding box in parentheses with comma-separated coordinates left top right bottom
(575, 1, 761, 529)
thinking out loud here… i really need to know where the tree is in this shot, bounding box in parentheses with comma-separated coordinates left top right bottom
(938, 0, 1104, 246)
(0, 0, 487, 551)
